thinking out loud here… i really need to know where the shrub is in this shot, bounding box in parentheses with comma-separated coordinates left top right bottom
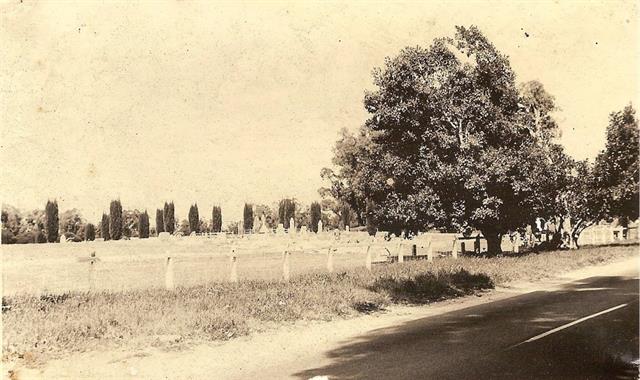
(100, 213, 110, 241)
(109, 200, 123, 240)
(45, 200, 59, 243)
(188, 204, 199, 234)
(1, 228, 16, 244)
(84, 224, 96, 241)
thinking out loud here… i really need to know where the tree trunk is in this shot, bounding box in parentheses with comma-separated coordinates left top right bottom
(482, 230, 503, 256)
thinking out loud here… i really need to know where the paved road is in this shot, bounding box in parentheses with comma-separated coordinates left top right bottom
(295, 265, 639, 379)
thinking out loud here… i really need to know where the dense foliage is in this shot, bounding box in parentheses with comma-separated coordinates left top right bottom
(45, 200, 59, 243)
(278, 199, 295, 229)
(109, 200, 123, 240)
(211, 206, 223, 233)
(84, 223, 96, 241)
(188, 204, 200, 234)
(243, 203, 253, 232)
(139, 211, 150, 238)
(155, 209, 164, 235)
(309, 202, 322, 233)
(163, 202, 175, 235)
(101, 213, 110, 241)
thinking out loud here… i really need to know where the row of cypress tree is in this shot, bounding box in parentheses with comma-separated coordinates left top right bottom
(39, 200, 328, 241)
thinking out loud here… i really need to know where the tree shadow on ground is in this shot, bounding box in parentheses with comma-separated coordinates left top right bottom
(368, 269, 494, 304)
(294, 275, 639, 380)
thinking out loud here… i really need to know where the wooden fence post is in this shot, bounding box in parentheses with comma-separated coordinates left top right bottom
(451, 237, 458, 259)
(460, 242, 466, 255)
(427, 237, 433, 262)
(365, 245, 372, 271)
(283, 249, 291, 282)
(165, 257, 175, 290)
(326, 247, 334, 273)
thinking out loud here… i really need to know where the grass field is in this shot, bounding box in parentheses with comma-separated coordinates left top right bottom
(1, 232, 471, 296)
(2, 242, 636, 365)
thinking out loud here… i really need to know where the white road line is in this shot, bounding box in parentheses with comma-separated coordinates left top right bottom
(511, 303, 629, 348)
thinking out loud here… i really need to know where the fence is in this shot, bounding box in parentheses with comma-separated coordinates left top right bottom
(2, 228, 632, 296)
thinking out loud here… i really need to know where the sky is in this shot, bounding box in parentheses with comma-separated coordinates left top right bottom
(1, 0, 638, 223)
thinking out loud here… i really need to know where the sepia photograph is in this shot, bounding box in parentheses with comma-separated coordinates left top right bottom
(1, 1, 639, 379)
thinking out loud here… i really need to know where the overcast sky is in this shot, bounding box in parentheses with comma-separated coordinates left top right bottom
(1, 1, 638, 223)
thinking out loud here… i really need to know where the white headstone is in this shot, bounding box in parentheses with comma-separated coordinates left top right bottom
(289, 218, 295, 233)
(317, 220, 323, 233)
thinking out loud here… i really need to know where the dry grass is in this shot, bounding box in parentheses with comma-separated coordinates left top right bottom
(2, 243, 636, 364)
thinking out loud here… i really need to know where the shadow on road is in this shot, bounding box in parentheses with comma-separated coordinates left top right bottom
(295, 275, 639, 380)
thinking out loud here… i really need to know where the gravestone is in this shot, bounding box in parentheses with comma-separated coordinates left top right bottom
(276, 223, 285, 235)
(289, 218, 295, 233)
(317, 220, 323, 233)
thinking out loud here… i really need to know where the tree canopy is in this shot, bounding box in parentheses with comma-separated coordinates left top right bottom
(323, 25, 570, 253)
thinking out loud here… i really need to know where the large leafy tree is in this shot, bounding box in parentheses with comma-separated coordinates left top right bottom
(593, 105, 639, 222)
(324, 26, 562, 254)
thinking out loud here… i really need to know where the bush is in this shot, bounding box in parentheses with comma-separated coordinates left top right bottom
(84, 224, 96, 241)
(109, 200, 123, 240)
(2, 228, 16, 244)
(45, 200, 59, 243)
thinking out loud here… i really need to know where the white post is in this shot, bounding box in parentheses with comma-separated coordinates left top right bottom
(397, 241, 404, 263)
(165, 257, 175, 290)
(229, 248, 238, 283)
(283, 250, 291, 282)
(608, 227, 614, 244)
(451, 237, 458, 259)
(327, 247, 334, 273)
(427, 237, 433, 262)
(365, 245, 372, 271)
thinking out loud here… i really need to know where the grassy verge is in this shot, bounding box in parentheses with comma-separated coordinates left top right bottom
(2, 243, 637, 365)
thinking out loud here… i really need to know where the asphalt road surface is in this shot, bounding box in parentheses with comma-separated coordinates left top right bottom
(296, 265, 639, 380)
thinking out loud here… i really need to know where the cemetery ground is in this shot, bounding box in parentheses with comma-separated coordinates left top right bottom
(1, 240, 637, 376)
